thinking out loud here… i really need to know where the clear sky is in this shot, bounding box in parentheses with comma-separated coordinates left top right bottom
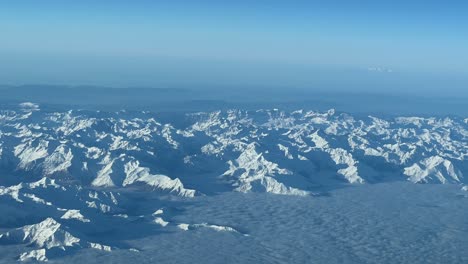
(1, 0, 467, 95)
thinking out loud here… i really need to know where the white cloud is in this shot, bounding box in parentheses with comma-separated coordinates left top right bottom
(367, 67, 393, 73)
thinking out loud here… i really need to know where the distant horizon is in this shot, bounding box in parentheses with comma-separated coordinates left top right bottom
(1, 83, 467, 117)
(1, 82, 468, 98)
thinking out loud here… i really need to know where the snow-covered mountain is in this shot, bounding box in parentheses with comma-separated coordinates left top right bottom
(1, 104, 465, 191)
(0, 103, 466, 261)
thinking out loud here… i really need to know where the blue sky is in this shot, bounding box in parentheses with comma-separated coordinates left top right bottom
(1, 0, 467, 95)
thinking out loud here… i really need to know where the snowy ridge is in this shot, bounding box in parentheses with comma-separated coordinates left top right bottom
(0, 177, 127, 261)
(0, 217, 81, 249)
(404, 156, 463, 183)
(222, 143, 308, 196)
(177, 222, 248, 236)
(0, 217, 111, 261)
(123, 160, 196, 197)
(147, 208, 248, 236)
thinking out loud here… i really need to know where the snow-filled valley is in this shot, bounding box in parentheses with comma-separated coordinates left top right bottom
(0, 103, 467, 263)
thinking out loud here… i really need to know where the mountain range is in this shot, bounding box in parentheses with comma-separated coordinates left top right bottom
(0, 102, 466, 261)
